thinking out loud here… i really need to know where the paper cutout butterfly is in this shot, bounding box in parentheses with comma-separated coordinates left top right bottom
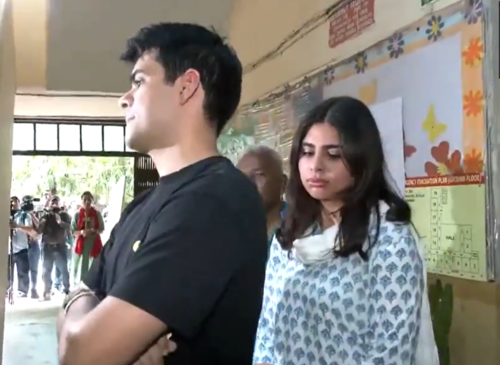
(422, 105, 447, 143)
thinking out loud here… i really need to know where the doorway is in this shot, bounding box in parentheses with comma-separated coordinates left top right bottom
(4, 118, 159, 365)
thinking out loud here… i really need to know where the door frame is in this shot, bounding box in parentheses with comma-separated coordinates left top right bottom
(12, 118, 159, 196)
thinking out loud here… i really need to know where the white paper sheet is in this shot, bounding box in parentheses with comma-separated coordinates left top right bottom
(369, 98, 406, 195)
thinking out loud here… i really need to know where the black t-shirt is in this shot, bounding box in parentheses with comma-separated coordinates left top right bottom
(84, 156, 268, 365)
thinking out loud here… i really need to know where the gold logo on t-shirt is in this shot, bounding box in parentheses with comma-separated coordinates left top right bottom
(132, 240, 141, 252)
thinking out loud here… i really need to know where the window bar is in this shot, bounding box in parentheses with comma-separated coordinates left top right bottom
(122, 126, 126, 151)
(56, 123, 60, 151)
(79, 124, 83, 151)
(101, 125, 105, 151)
(33, 123, 37, 150)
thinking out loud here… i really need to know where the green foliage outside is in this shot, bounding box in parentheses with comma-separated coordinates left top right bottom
(217, 125, 255, 163)
(11, 156, 134, 205)
(8, 121, 255, 207)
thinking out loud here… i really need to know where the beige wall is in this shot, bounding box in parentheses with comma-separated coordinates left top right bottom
(12, 0, 234, 93)
(428, 275, 500, 365)
(230, 0, 459, 104)
(15, 94, 122, 118)
(0, 0, 17, 362)
(229, 0, 500, 364)
(12, 0, 46, 89)
(11, 0, 125, 118)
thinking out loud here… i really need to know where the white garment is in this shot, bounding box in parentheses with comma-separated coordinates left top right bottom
(292, 224, 337, 264)
(410, 225, 440, 365)
(291, 202, 439, 365)
(11, 212, 32, 254)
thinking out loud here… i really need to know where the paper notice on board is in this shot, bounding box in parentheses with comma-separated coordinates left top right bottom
(329, 0, 375, 48)
(369, 98, 406, 196)
(405, 178, 487, 281)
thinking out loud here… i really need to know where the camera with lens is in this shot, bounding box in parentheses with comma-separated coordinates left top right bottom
(43, 205, 62, 216)
(41, 204, 65, 225)
(20, 195, 39, 213)
(10, 195, 40, 223)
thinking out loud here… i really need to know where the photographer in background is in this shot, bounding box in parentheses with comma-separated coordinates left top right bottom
(28, 212, 41, 299)
(43, 187, 57, 209)
(54, 204, 74, 293)
(36, 195, 71, 300)
(9, 196, 38, 298)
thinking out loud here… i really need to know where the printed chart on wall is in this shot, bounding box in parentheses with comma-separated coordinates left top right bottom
(321, 3, 487, 280)
(406, 175, 486, 280)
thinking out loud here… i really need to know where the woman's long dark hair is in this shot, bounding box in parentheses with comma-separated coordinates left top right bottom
(276, 96, 411, 260)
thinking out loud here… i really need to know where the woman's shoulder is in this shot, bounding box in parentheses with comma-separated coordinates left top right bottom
(268, 235, 288, 266)
(373, 217, 418, 254)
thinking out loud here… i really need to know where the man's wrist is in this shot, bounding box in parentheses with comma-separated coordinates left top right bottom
(58, 291, 100, 355)
(68, 294, 99, 313)
(63, 288, 98, 313)
(64, 292, 99, 320)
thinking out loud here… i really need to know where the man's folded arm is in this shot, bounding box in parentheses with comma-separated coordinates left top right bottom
(58, 193, 242, 365)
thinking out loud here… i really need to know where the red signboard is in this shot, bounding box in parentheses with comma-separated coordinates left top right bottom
(328, 0, 375, 48)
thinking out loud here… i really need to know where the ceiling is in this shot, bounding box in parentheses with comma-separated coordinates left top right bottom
(16, 0, 235, 94)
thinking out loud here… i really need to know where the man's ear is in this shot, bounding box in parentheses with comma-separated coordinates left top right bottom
(179, 69, 201, 105)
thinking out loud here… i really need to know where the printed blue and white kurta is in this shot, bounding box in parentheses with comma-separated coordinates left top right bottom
(253, 219, 424, 365)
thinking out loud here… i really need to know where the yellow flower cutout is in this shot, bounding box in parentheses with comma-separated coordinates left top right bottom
(437, 163, 449, 175)
(422, 105, 447, 143)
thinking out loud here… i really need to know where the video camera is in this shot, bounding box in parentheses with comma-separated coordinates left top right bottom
(20, 195, 39, 212)
(40, 205, 66, 224)
(42, 205, 63, 215)
(10, 195, 40, 220)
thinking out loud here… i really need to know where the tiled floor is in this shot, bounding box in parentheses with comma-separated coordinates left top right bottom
(1, 255, 70, 365)
(2, 297, 61, 365)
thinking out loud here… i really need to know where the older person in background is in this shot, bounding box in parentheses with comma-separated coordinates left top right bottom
(237, 146, 288, 247)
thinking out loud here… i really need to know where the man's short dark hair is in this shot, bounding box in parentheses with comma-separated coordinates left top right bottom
(121, 22, 242, 135)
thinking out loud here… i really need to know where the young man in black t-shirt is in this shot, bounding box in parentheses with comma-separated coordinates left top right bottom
(57, 23, 268, 365)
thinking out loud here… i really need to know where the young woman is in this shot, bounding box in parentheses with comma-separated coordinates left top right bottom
(71, 191, 104, 286)
(254, 97, 426, 365)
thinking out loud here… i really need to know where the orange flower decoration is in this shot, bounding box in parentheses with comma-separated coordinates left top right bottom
(424, 141, 463, 177)
(445, 150, 463, 174)
(464, 149, 484, 173)
(462, 37, 483, 67)
(403, 132, 416, 160)
(430, 141, 450, 163)
(404, 143, 416, 160)
(424, 162, 438, 177)
(463, 90, 483, 117)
